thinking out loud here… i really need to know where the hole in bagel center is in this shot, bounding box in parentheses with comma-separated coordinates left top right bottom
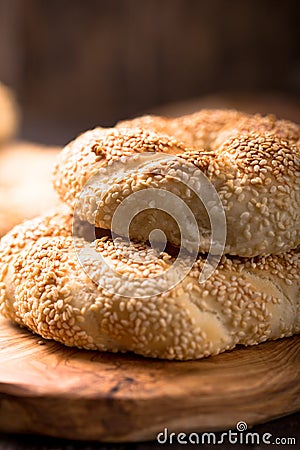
(129, 209, 180, 246)
(94, 209, 183, 257)
(148, 228, 167, 254)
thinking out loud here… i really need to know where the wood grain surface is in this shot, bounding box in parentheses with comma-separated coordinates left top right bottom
(0, 316, 299, 442)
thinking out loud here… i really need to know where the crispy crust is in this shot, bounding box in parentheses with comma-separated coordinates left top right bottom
(0, 209, 299, 360)
(53, 110, 300, 256)
(1, 109, 299, 360)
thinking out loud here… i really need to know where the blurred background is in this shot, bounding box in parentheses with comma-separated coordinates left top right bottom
(0, 0, 300, 145)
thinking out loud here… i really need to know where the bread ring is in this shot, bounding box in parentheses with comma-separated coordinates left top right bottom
(118, 109, 300, 148)
(53, 110, 300, 256)
(0, 209, 299, 360)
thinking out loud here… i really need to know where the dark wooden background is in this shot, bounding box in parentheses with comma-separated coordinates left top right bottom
(0, 0, 300, 144)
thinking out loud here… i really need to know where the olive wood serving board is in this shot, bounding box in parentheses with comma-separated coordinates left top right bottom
(0, 316, 299, 442)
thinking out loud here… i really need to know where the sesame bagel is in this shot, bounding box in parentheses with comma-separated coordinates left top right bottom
(53, 110, 300, 257)
(0, 209, 299, 360)
(118, 109, 300, 148)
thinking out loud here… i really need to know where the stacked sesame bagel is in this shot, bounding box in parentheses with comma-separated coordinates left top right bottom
(0, 109, 299, 360)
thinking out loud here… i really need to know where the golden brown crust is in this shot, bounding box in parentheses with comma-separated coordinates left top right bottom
(2, 109, 299, 360)
(0, 210, 299, 360)
(54, 110, 300, 256)
(118, 109, 300, 148)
